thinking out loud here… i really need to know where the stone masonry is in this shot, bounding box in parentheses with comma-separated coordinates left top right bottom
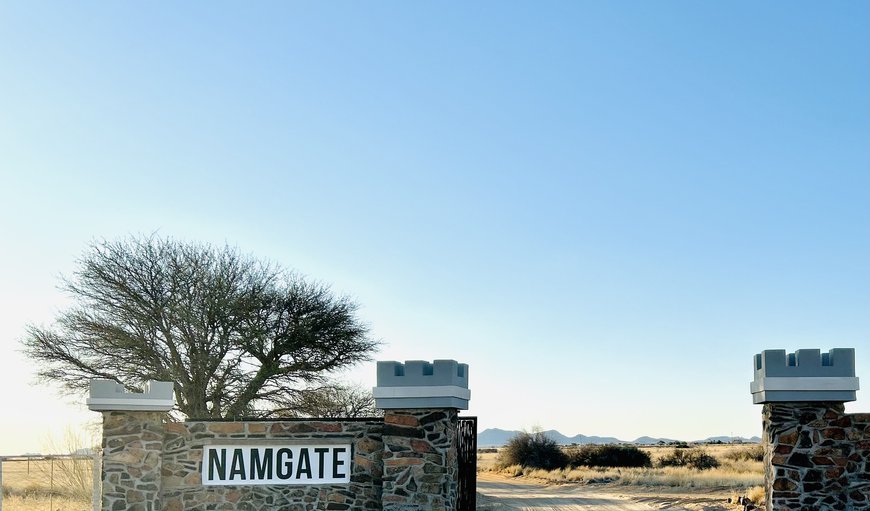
(101, 411, 166, 511)
(752, 349, 868, 511)
(374, 360, 469, 511)
(381, 409, 459, 511)
(763, 403, 870, 510)
(90, 359, 471, 511)
(161, 419, 384, 511)
(97, 415, 385, 510)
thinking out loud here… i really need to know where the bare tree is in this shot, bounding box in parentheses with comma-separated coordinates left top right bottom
(23, 235, 379, 419)
(277, 383, 380, 418)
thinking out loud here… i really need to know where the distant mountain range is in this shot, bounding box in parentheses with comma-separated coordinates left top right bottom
(478, 428, 761, 447)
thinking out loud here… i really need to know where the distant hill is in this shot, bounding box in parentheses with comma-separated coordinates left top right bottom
(478, 428, 760, 447)
(476, 428, 518, 447)
(541, 430, 623, 445)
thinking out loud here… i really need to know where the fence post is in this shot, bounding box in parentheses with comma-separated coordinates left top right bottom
(49, 458, 54, 511)
(1, 456, 4, 511)
(92, 451, 101, 511)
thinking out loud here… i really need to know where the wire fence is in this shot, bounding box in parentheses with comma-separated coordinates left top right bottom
(0, 454, 100, 511)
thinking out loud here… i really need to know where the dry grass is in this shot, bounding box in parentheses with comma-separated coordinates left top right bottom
(1, 458, 93, 511)
(500, 463, 762, 489)
(638, 444, 762, 464)
(482, 444, 764, 491)
(746, 485, 765, 504)
(478, 450, 501, 471)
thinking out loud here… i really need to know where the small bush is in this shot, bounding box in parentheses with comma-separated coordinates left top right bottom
(723, 445, 764, 463)
(567, 444, 651, 468)
(658, 448, 720, 470)
(497, 431, 568, 470)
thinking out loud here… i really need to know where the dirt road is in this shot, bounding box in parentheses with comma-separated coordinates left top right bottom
(477, 473, 658, 511)
(476, 473, 733, 511)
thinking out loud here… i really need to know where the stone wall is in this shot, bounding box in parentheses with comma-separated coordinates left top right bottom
(93, 359, 471, 511)
(99, 412, 465, 511)
(763, 403, 870, 510)
(161, 419, 384, 511)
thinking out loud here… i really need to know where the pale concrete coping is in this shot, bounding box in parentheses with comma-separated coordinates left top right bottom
(750, 348, 860, 404)
(751, 376, 860, 393)
(372, 385, 471, 400)
(86, 379, 175, 412)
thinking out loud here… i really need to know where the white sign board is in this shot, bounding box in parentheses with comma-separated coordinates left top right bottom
(202, 445, 352, 486)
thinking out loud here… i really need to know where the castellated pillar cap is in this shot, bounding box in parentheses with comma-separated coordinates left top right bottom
(87, 379, 175, 411)
(373, 359, 470, 410)
(750, 348, 859, 404)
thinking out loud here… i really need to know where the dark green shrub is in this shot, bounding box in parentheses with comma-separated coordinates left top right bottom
(497, 431, 568, 470)
(567, 444, 651, 468)
(658, 448, 720, 470)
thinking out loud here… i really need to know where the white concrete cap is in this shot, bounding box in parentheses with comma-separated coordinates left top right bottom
(87, 379, 175, 412)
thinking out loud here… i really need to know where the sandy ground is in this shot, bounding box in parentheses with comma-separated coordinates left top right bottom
(477, 473, 734, 511)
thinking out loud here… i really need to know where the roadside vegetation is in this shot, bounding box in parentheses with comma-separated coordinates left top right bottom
(567, 444, 652, 468)
(657, 447, 720, 470)
(485, 438, 764, 503)
(497, 430, 568, 470)
(1, 428, 99, 511)
(1, 457, 92, 511)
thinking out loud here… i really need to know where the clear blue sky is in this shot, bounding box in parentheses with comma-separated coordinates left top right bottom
(1, 1, 867, 453)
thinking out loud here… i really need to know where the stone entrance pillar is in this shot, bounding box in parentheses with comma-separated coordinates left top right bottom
(750, 348, 863, 510)
(87, 380, 174, 511)
(374, 360, 470, 511)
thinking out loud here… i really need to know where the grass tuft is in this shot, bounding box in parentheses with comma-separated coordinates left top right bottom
(746, 485, 765, 504)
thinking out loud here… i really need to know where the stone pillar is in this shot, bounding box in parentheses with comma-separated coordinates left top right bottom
(87, 380, 174, 511)
(374, 360, 470, 511)
(750, 348, 863, 510)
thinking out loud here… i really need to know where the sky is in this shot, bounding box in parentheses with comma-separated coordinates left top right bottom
(0, 1, 867, 455)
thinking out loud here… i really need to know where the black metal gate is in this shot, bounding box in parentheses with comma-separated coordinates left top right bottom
(456, 416, 477, 511)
